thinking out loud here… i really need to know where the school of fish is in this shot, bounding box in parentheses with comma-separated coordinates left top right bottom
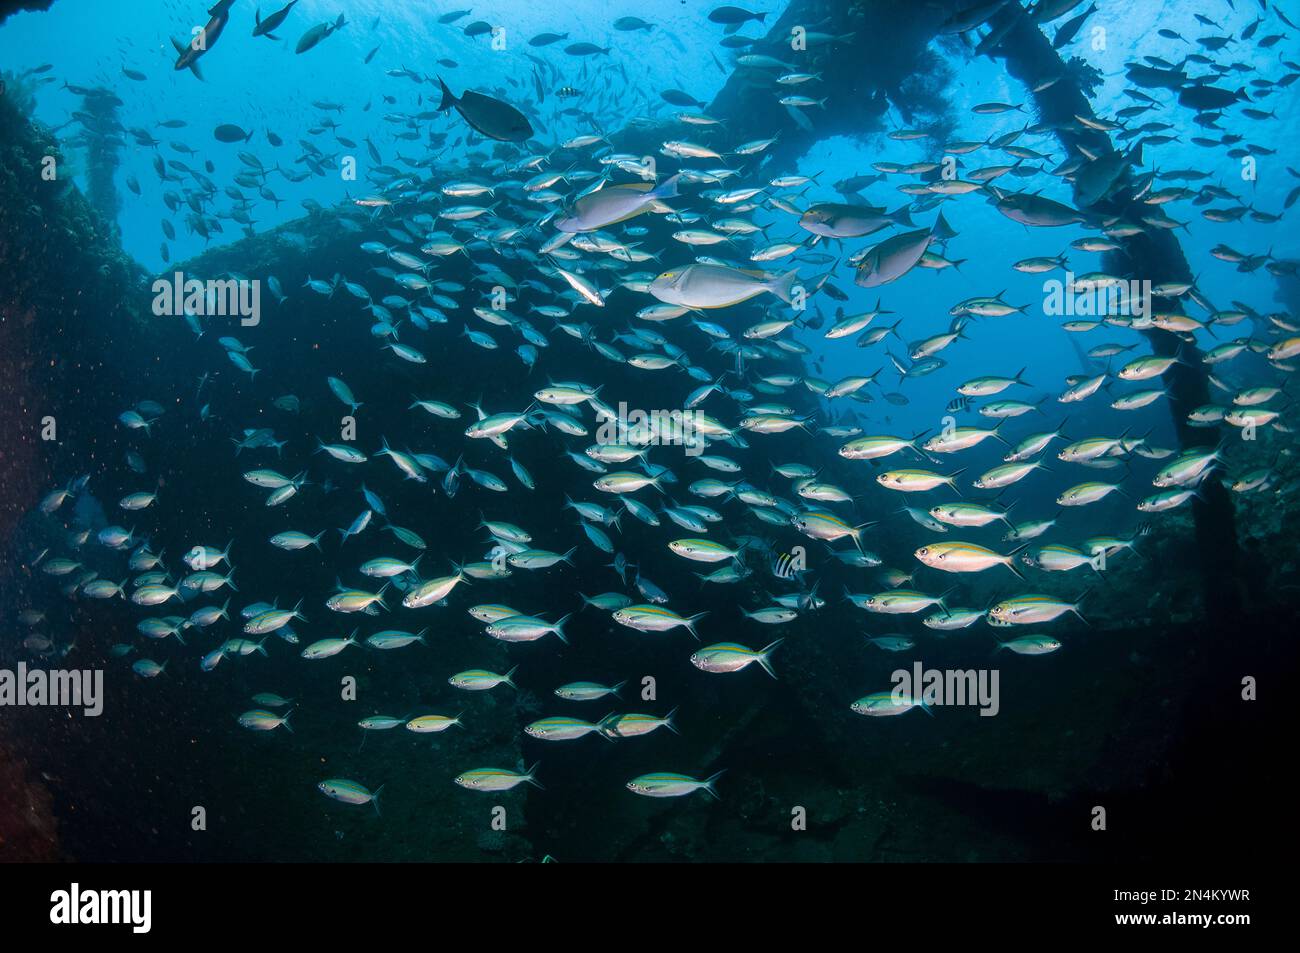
(11, 0, 1300, 815)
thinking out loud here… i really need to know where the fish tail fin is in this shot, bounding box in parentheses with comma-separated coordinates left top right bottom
(703, 770, 726, 799)
(1072, 588, 1093, 626)
(930, 210, 957, 240)
(437, 76, 456, 112)
(595, 717, 619, 741)
(371, 784, 384, 816)
(525, 763, 545, 789)
(758, 638, 784, 678)
(552, 613, 572, 643)
(664, 706, 680, 734)
(685, 611, 709, 639)
(769, 269, 801, 305)
(652, 173, 681, 199)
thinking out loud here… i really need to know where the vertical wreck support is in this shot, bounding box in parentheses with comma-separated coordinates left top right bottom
(988, 4, 1241, 628)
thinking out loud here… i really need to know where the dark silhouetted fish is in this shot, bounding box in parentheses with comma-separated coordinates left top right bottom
(253, 1, 298, 40)
(296, 13, 346, 54)
(171, 0, 237, 79)
(436, 77, 534, 142)
(214, 124, 253, 143)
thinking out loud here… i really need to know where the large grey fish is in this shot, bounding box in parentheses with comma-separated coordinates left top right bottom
(437, 78, 534, 142)
(855, 212, 955, 288)
(993, 190, 1087, 227)
(555, 175, 681, 233)
(1073, 143, 1140, 208)
(799, 202, 913, 239)
(1124, 62, 1188, 90)
(1177, 84, 1250, 112)
(649, 263, 799, 309)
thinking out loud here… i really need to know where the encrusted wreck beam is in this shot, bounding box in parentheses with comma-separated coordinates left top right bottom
(0, 94, 148, 545)
(989, 3, 1241, 626)
(0, 0, 54, 26)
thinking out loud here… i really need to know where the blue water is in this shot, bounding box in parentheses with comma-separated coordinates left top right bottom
(5, 0, 1295, 431)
